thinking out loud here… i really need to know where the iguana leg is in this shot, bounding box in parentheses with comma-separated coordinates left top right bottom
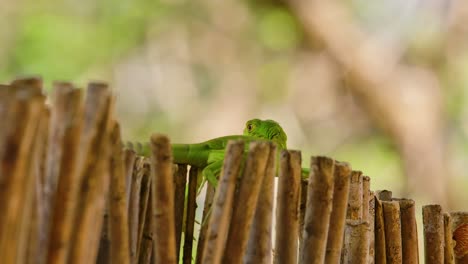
(202, 160, 223, 188)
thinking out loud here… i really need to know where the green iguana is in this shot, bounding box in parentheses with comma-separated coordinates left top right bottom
(125, 118, 305, 187)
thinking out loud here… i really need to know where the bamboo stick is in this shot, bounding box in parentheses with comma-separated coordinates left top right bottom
(444, 213, 455, 264)
(368, 192, 375, 264)
(341, 220, 370, 263)
(222, 141, 271, 264)
(137, 161, 151, 257)
(362, 176, 370, 221)
(26, 107, 50, 264)
(124, 149, 137, 212)
(300, 156, 335, 264)
(0, 84, 13, 159)
(398, 199, 419, 264)
(195, 183, 215, 264)
(0, 93, 44, 263)
(374, 190, 392, 264)
(325, 161, 351, 264)
(69, 83, 112, 264)
(96, 211, 110, 264)
(382, 201, 402, 263)
(150, 134, 177, 264)
(183, 166, 198, 264)
(275, 150, 302, 264)
(41, 82, 74, 264)
(108, 122, 130, 264)
(450, 212, 468, 263)
(347, 171, 363, 220)
(47, 89, 84, 264)
(201, 141, 244, 264)
(18, 99, 47, 264)
(245, 144, 277, 264)
(299, 178, 308, 247)
(129, 157, 145, 263)
(422, 204, 444, 264)
(138, 189, 154, 264)
(174, 164, 187, 263)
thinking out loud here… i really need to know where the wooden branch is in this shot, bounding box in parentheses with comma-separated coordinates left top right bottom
(341, 220, 370, 263)
(37, 82, 73, 264)
(382, 201, 402, 263)
(300, 156, 335, 264)
(0, 92, 44, 263)
(47, 89, 84, 264)
(195, 183, 215, 264)
(374, 190, 392, 264)
(108, 122, 130, 264)
(362, 176, 370, 221)
(245, 144, 276, 264)
(222, 141, 271, 264)
(422, 204, 444, 264)
(444, 213, 455, 264)
(201, 141, 244, 264)
(150, 134, 177, 264)
(69, 83, 112, 264)
(137, 161, 151, 257)
(123, 149, 136, 212)
(274, 150, 301, 264)
(368, 191, 376, 264)
(398, 199, 419, 264)
(347, 171, 363, 220)
(26, 106, 50, 264)
(18, 101, 47, 264)
(299, 179, 308, 247)
(138, 189, 154, 264)
(324, 161, 351, 263)
(183, 166, 198, 264)
(128, 157, 145, 263)
(173, 164, 187, 263)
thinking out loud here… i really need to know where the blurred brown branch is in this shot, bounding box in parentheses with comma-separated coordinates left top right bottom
(285, 0, 449, 206)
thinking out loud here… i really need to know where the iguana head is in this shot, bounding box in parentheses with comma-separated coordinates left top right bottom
(243, 118, 287, 149)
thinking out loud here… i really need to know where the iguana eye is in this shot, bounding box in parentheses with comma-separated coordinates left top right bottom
(247, 124, 253, 131)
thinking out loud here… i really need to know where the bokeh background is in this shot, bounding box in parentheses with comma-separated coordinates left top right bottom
(1, 0, 467, 212)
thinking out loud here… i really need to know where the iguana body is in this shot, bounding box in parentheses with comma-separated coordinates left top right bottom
(126, 119, 303, 186)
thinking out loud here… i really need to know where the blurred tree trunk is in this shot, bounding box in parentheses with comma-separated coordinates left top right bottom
(285, 0, 449, 206)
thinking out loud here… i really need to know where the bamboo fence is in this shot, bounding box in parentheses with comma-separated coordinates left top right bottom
(0, 78, 467, 264)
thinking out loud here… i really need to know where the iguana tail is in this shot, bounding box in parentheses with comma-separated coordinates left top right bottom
(124, 141, 206, 166)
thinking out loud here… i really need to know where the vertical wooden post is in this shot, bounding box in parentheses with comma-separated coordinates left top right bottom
(245, 144, 277, 264)
(108, 122, 130, 264)
(222, 142, 271, 264)
(398, 199, 419, 264)
(174, 164, 187, 263)
(422, 204, 444, 264)
(325, 161, 351, 263)
(182, 166, 198, 264)
(300, 156, 335, 264)
(444, 213, 455, 264)
(202, 141, 244, 264)
(382, 201, 402, 263)
(374, 190, 392, 264)
(150, 134, 177, 264)
(274, 150, 302, 264)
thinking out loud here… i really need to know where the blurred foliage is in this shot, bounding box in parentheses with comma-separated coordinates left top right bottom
(2, 0, 170, 85)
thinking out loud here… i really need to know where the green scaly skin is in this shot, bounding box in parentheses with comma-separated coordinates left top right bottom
(125, 118, 308, 187)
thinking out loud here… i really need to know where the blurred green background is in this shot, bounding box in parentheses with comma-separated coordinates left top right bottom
(1, 0, 468, 212)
